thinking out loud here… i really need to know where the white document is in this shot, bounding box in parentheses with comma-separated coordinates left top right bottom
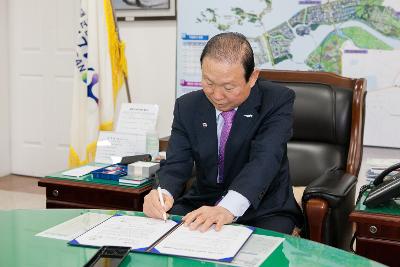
(206, 234, 284, 267)
(95, 131, 147, 164)
(61, 165, 105, 177)
(154, 224, 253, 261)
(116, 103, 159, 133)
(128, 161, 160, 177)
(119, 177, 151, 185)
(69, 214, 254, 262)
(71, 215, 177, 249)
(366, 158, 400, 168)
(36, 212, 113, 241)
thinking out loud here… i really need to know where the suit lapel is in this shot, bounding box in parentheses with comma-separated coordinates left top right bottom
(224, 84, 262, 182)
(195, 94, 218, 178)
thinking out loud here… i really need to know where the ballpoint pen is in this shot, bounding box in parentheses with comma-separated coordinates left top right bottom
(157, 186, 167, 222)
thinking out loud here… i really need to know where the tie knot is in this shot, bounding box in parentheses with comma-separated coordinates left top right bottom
(221, 110, 236, 124)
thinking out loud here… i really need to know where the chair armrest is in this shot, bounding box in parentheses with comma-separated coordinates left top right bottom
(302, 170, 357, 208)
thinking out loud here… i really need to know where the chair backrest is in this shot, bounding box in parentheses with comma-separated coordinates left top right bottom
(259, 70, 366, 186)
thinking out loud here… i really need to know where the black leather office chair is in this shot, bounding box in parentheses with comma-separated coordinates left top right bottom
(159, 70, 366, 250)
(259, 70, 366, 250)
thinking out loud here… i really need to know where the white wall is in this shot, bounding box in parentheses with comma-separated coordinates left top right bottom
(0, 0, 10, 176)
(119, 20, 176, 138)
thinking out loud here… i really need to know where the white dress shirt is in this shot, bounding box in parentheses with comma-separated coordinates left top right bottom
(161, 108, 251, 218)
(215, 109, 250, 217)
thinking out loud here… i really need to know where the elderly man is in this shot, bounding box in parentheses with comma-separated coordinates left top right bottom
(143, 32, 303, 234)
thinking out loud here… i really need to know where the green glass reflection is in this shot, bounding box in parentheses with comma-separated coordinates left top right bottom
(44, 163, 153, 189)
(0, 209, 384, 267)
(356, 191, 400, 216)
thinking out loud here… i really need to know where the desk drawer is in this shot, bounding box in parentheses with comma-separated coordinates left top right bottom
(45, 184, 141, 210)
(356, 237, 400, 267)
(42, 182, 151, 211)
(356, 221, 400, 241)
(350, 211, 400, 242)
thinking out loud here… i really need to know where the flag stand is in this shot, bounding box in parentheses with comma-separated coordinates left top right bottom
(110, 1, 132, 103)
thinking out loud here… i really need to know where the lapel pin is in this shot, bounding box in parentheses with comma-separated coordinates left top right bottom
(244, 114, 253, 118)
(202, 123, 208, 128)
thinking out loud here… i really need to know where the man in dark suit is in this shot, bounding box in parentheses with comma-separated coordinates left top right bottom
(143, 32, 303, 234)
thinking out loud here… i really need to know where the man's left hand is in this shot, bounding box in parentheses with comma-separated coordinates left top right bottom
(182, 206, 235, 232)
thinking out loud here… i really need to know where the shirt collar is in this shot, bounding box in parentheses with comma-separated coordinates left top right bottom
(215, 107, 238, 119)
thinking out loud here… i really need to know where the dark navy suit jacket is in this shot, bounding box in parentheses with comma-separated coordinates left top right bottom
(159, 79, 303, 226)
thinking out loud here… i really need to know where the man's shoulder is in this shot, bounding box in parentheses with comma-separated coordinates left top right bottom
(177, 90, 205, 103)
(176, 90, 207, 111)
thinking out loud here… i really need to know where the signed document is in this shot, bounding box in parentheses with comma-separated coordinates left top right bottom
(69, 214, 253, 263)
(71, 215, 177, 250)
(154, 222, 254, 262)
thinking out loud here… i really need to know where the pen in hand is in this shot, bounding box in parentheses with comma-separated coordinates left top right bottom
(157, 186, 167, 222)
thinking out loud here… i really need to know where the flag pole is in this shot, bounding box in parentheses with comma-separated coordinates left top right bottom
(109, 0, 132, 103)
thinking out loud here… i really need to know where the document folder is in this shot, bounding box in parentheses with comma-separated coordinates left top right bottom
(69, 214, 254, 262)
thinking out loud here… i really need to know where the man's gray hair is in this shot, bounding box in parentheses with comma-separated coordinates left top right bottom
(200, 32, 255, 82)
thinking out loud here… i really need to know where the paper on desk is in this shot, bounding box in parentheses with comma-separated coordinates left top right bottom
(71, 215, 177, 249)
(35, 212, 113, 241)
(365, 158, 400, 182)
(62, 165, 105, 177)
(116, 103, 159, 133)
(204, 234, 284, 267)
(154, 223, 253, 261)
(119, 177, 151, 185)
(227, 235, 284, 267)
(366, 158, 400, 167)
(95, 131, 147, 164)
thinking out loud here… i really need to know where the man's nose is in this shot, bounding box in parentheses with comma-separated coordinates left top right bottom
(213, 86, 225, 100)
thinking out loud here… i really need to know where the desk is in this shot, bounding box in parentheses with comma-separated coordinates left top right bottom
(38, 170, 153, 211)
(350, 193, 400, 267)
(0, 209, 382, 267)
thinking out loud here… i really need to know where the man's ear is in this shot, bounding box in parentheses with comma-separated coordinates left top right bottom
(248, 69, 260, 88)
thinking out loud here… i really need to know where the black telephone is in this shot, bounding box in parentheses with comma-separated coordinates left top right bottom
(363, 162, 400, 208)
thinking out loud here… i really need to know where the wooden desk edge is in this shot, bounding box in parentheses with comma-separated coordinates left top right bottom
(350, 210, 400, 225)
(38, 178, 153, 194)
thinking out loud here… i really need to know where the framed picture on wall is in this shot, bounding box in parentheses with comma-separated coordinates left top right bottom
(113, 0, 176, 21)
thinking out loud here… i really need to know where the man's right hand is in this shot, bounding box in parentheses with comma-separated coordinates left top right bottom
(143, 189, 174, 220)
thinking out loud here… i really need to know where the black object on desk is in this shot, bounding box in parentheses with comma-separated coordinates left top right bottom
(84, 246, 131, 267)
(362, 162, 400, 208)
(364, 174, 400, 208)
(120, 154, 152, 165)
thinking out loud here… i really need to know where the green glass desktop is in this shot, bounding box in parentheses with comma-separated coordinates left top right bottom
(0, 209, 383, 267)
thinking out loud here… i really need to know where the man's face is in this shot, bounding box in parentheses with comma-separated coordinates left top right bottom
(201, 57, 259, 111)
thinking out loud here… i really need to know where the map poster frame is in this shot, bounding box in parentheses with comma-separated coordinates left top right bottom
(176, 0, 400, 148)
(113, 0, 176, 21)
